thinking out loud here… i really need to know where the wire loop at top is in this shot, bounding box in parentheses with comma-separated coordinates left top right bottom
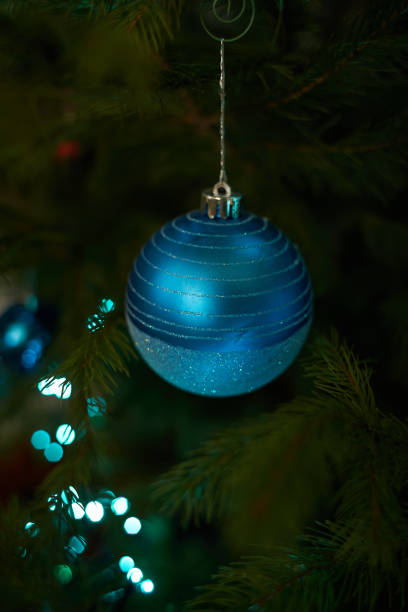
(200, 0, 255, 43)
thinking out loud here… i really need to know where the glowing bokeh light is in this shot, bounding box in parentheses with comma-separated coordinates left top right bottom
(21, 350, 36, 369)
(70, 502, 85, 520)
(30, 430, 51, 450)
(97, 489, 115, 506)
(61, 486, 79, 505)
(44, 442, 63, 463)
(24, 521, 39, 537)
(123, 517, 141, 535)
(54, 564, 72, 584)
(87, 396, 107, 418)
(140, 579, 154, 594)
(87, 314, 103, 332)
(87, 298, 116, 332)
(127, 567, 143, 583)
(21, 338, 43, 369)
(69, 535, 86, 554)
(48, 494, 58, 511)
(38, 377, 72, 399)
(111, 497, 129, 516)
(56, 424, 76, 445)
(99, 298, 115, 313)
(118, 556, 135, 573)
(85, 501, 104, 523)
(4, 322, 28, 348)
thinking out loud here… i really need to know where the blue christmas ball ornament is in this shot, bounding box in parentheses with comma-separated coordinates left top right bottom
(125, 189, 313, 397)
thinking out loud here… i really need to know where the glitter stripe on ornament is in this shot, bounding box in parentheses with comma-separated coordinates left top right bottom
(126, 304, 311, 350)
(129, 269, 310, 316)
(127, 279, 312, 318)
(149, 232, 291, 266)
(133, 258, 307, 299)
(160, 225, 282, 250)
(186, 211, 254, 227)
(172, 216, 267, 238)
(139, 247, 301, 282)
(126, 291, 312, 334)
(126, 282, 312, 337)
(126, 286, 313, 350)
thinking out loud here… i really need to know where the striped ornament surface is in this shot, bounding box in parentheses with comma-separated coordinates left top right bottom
(126, 210, 313, 397)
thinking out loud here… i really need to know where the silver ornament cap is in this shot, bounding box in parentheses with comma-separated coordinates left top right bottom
(200, 183, 242, 219)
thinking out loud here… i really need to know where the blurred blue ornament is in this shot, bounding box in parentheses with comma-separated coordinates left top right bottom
(0, 303, 51, 372)
(126, 196, 313, 397)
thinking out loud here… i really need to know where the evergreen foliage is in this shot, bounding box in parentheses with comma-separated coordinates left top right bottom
(154, 331, 408, 610)
(0, 0, 407, 610)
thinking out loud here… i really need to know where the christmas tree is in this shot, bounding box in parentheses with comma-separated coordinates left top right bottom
(1, 1, 408, 610)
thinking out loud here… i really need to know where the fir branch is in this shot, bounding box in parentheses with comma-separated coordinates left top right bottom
(268, 1, 408, 109)
(36, 307, 134, 494)
(185, 543, 336, 612)
(303, 333, 408, 570)
(152, 331, 376, 530)
(302, 329, 377, 426)
(267, 137, 408, 154)
(151, 391, 346, 554)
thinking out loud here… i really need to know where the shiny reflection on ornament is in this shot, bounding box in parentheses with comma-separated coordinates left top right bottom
(56, 424, 76, 445)
(69, 502, 85, 520)
(111, 496, 129, 516)
(3, 322, 28, 347)
(44, 442, 63, 462)
(69, 535, 86, 554)
(87, 396, 107, 417)
(123, 516, 141, 535)
(85, 501, 104, 523)
(25, 521, 39, 537)
(118, 556, 135, 573)
(37, 377, 72, 399)
(127, 567, 143, 583)
(99, 298, 115, 313)
(140, 579, 154, 594)
(54, 564, 72, 584)
(30, 430, 51, 450)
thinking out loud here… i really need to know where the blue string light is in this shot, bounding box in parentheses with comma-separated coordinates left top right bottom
(123, 517, 142, 535)
(56, 424, 76, 446)
(85, 501, 104, 523)
(37, 377, 72, 399)
(30, 430, 51, 450)
(44, 442, 63, 463)
(140, 579, 155, 594)
(118, 556, 135, 573)
(111, 497, 130, 516)
(128, 567, 143, 583)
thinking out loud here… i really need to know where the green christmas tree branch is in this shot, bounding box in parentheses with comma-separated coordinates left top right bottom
(152, 331, 408, 609)
(268, 1, 408, 109)
(36, 305, 134, 496)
